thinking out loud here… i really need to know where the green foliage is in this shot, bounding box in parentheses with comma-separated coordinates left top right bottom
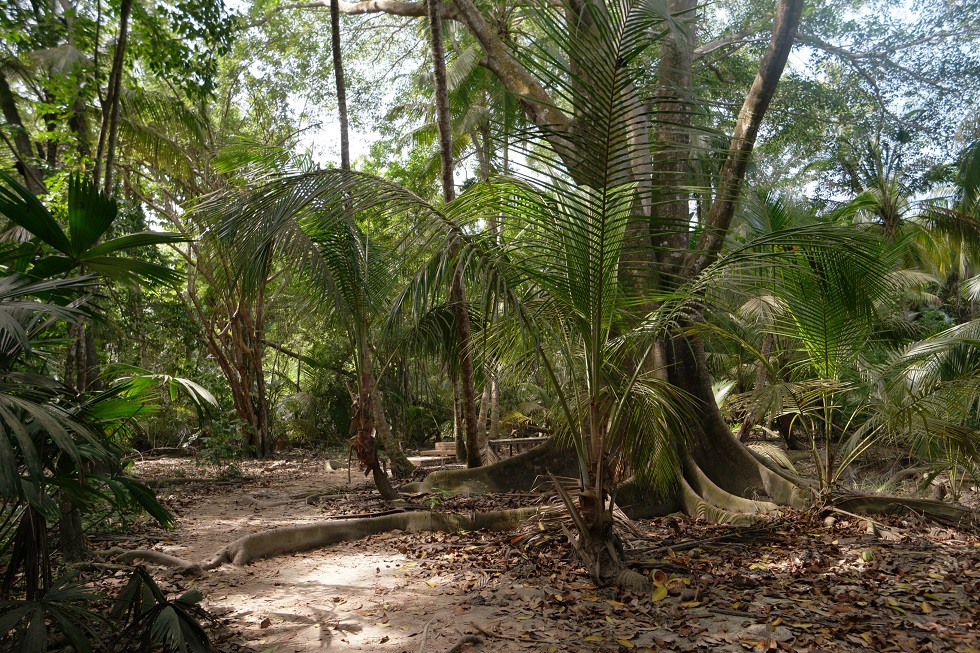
(189, 417, 250, 477)
(0, 171, 185, 284)
(0, 575, 103, 653)
(111, 567, 213, 653)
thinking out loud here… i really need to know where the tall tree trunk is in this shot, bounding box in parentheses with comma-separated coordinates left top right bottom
(452, 374, 466, 462)
(371, 391, 414, 478)
(651, 0, 696, 277)
(476, 381, 496, 461)
(688, 0, 804, 275)
(427, 0, 482, 467)
(330, 0, 351, 171)
(476, 383, 489, 445)
(488, 373, 501, 441)
(94, 0, 134, 192)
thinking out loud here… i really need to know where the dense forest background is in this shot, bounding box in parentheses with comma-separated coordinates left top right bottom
(1, 0, 980, 647)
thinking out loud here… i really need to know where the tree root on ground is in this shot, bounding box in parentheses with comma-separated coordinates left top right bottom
(443, 634, 483, 652)
(833, 493, 978, 528)
(403, 438, 576, 494)
(139, 477, 249, 488)
(203, 507, 538, 568)
(103, 547, 205, 576)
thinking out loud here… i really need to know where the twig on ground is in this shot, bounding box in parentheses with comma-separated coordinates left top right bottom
(418, 617, 437, 653)
(470, 622, 558, 644)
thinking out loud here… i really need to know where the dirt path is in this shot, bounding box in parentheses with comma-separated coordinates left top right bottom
(135, 458, 555, 653)
(129, 456, 980, 653)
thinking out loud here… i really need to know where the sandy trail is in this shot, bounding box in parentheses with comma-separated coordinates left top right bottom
(131, 456, 980, 653)
(136, 458, 548, 653)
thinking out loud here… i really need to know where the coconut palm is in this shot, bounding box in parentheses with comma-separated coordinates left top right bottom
(205, 161, 422, 494)
(207, 0, 825, 589)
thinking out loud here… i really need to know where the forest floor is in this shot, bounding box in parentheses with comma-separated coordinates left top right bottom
(104, 454, 980, 653)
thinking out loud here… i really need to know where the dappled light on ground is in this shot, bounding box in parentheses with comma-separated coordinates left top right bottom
(112, 455, 980, 652)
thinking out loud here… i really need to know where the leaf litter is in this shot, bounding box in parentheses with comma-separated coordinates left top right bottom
(94, 455, 980, 652)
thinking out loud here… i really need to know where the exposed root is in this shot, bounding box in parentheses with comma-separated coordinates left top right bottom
(242, 494, 312, 509)
(444, 635, 483, 652)
(679, 477, 761, 525)
(683, 453, 778, 515)
(880, 466, 931, 489)
(833, 492, 978, 528)
(405, 438, 575, 494)
(140, 477, 248, 488)
(104, 547, 204, 576)
(204, 507, 538, 568)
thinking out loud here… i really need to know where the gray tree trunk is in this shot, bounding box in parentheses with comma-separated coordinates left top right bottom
(427, 0, 482, 467)
(330, 0, 351, 171)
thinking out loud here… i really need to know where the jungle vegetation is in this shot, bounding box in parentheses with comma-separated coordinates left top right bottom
(1, 0, 979, 647)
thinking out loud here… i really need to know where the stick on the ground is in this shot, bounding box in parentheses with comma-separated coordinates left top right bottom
(418, 617, 437, 653)
(470, 622, 558, 645)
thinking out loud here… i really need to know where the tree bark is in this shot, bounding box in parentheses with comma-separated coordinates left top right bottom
(428, 0, 483, 467)
(371, 388, 415, 478)
(95, 0, 134, 192)
(0, 72, 45, 194)
(688, 0, 804, 276)
(452, 374, 466, 461)
(488, 373, 501, 441)
(330, 0, 351, 171)
(651, 0, 697, 279)
(354, 329, 401, 500)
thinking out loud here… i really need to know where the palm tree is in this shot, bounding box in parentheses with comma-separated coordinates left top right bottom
(426, 0, 483, 468)
(0, 172, 184, 602)
(209, 0, 821, 589)
(206, 163, 422, 493)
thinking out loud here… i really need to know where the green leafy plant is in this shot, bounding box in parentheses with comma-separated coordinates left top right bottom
(110, 567, 213, 653)
(189, 417, 250, 477)
(0, 575, 103, 653)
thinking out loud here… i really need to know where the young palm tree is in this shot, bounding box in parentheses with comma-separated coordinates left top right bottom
(206, 164, 420, 493)
(210, 0, 821, 589)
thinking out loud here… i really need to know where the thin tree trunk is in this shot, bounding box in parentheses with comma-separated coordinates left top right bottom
(95, 0, 134, 192)
(372, 389, 415, 479)
(330, 0, 351, 171)
(452, 374, 466, 462)
(355, 329, 400, 501)
(476, 381, 496, 461)
(58, 494, 88, 561)
(488, 374, 501, 441)
(427, 0, 482, 467)
(737, 332, 773, 442)
(476, 383, 490, 445)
